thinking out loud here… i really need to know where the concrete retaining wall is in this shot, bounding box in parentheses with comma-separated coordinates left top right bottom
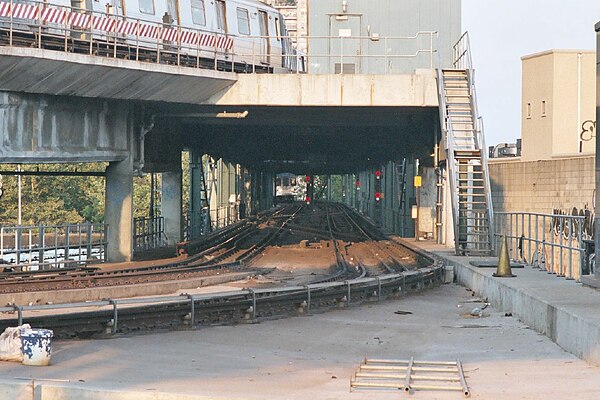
(444, 256, 600, 366)
(489, 155, 595, 213)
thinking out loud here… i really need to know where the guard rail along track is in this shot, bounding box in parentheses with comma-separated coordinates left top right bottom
(0, 242, 444, 339)
(0, 206, 299, 292)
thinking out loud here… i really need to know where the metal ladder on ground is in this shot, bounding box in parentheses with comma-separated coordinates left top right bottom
(437, 33, 494, 255)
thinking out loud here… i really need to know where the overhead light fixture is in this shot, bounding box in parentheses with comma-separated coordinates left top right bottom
(216, 110, 249, 119)
(335, 14, 348, 21)
(159, 110, 249, 119)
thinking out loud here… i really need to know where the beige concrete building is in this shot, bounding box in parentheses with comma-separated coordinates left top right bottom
(521, 50, 596, 161)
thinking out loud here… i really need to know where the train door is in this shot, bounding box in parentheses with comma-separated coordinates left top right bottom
(165, 0, 180, 26)
(258, 10, 270, 64)
(215, 0, 227, 33)
(110, 0, 125, 17)
(70, 0, 92, 40)
(106, 0, 125, 42)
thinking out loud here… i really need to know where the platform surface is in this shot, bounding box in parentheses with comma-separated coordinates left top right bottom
(0, 283, 599, 399)
(413, 239, 600, 367)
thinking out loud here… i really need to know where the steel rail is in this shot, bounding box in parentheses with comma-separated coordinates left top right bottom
(0, 262, 443, 338)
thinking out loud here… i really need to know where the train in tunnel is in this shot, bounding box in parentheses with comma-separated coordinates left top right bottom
(274, 173, 303, 203)
(0, 0, 305, 72)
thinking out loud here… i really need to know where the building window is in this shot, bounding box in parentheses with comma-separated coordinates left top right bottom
(191, 0, 206, 25)
(275, 17, 281, 41)
(541, 100, 546, 117)
(139, 0, 154, 14)
(526, 102, 531, 119)
(237, 8, 250, 35)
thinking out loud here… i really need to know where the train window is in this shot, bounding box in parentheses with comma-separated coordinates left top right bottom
(215, 0, 227, 32)
(290, 177, 296, 186)
(191, 0, 206, 25)
(237, 8, 250, 35)
(139, 0, 154, 14)
(275, 17, 281, 41)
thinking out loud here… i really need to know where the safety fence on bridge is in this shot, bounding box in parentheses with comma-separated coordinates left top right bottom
(493, 211, 594, 281)
(0, 0, 438, 74)
(0, 222, 108, 271)
(133, 216, 167, 254)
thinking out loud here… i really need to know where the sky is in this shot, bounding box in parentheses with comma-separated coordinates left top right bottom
(462, 0, 600, 146)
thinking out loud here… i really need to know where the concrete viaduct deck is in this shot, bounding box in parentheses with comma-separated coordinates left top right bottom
(0, 46, 442, 263)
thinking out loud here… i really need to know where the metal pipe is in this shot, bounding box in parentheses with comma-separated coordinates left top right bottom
(457, 359, 470, 397)
(404, 357, 414, 392)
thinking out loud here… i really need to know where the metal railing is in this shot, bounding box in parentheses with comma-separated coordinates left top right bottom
(0, 0, 438, 74)
(211, 205, 238, 231)
(1, 267, 442, 333)
(304, 32, 439, 74)
(453, 31, 473, 70)
(184, 207, 210, 241)
(493, 211, 587, 281)
(0, 222, 108, 270)
(133, 216, 167, 253)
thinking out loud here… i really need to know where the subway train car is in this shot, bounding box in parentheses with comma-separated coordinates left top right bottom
(0, 0, 305, 72)
(275, 173, 301, 203)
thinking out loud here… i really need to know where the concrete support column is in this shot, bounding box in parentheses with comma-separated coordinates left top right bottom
(105, 159, 134, 262)
(161, 169, 182, 246)
(189, 150, 203, 239)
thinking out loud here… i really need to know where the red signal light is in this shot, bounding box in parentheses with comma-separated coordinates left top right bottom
(375, 170, 381, 179)
(375, 192, 381, 201)
(356, 180, 361, 188)
(305, 196, 311, 204)
(305, 175, 311, 182)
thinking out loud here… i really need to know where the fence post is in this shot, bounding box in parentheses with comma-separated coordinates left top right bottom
(86, 222, 92, 263)
(578, 218, 584, 279)
(104, 223, 109, 263)
(15, 226, 21, 268)
(528, 214, 531, 264)
(38, 225, 45, 266)
(567, 218, 573, 279)
(64, 225, 70, 267)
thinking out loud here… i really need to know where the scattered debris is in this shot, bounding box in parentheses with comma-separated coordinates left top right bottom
(504, 312, 513, 317)
(442, 324, 501, 329)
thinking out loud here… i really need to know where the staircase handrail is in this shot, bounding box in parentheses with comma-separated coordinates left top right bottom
(457, 31, 495, 251)
(453, 31, 473, 70)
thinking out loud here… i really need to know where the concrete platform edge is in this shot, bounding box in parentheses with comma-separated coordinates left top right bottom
(438, 254, 600, 366)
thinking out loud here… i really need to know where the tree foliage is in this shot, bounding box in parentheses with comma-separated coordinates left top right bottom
(0, 154, 190, 227)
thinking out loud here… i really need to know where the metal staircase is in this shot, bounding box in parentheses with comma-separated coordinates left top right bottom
(437, 32, 494, 255)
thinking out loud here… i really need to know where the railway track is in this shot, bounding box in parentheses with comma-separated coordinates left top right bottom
(0, 205, 301, 293)
(0, 260, 444, 339)
(0, 202, 444, 338)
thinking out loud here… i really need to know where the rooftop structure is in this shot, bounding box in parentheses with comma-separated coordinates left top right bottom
(307, 0, 461, 74)
(521, 49, 596, 161)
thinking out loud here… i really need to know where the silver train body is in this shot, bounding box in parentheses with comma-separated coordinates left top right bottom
(0, 0, 305, 72)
